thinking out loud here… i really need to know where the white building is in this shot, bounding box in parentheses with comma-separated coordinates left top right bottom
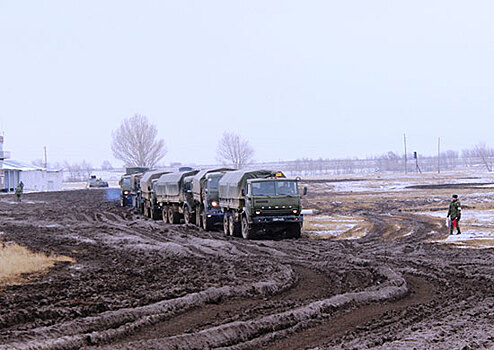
(1, 160, 63, 192)
(0, 136, 63, 192)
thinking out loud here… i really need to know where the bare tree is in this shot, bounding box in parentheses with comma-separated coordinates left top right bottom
(216, 131, 254, 169)
(81, 161, 93, 179)
(111, 114, 167, 168)
(473, 142, 494, 172)
(101, 160, 113, 170)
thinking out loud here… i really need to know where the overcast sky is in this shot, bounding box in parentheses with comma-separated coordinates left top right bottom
(1, 1, 493, 168)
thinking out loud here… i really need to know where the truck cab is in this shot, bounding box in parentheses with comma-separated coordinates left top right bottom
(199, 172, 226, 230)
(119, 175, 132, 207)
(245, 178, 303, 229)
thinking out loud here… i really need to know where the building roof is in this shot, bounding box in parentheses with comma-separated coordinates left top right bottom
(0, 160, 62, 172)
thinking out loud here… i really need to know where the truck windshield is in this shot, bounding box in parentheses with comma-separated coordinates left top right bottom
(121, 178, 131, 187)
(207, 176, 221, 190)
(251, 181, 298, 196)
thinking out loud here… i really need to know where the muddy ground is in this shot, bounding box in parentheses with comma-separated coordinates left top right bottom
(0, 180, 493, 349)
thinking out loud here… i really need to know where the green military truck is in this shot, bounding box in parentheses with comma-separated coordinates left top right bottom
(190, 168, 234, 230)
(140, 170, 171, 219)
(219, 169, 306, 239)
(154, 169, 199, 224)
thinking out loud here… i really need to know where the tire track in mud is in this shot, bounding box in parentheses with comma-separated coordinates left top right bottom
(101, 266, 406, 349)
(1, 188, 492, 349)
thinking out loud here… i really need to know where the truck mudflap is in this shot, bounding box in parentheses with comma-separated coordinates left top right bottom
(250, 215, 303, 224)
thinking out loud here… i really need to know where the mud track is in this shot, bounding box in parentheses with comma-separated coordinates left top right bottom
(0, 188, 492, 349)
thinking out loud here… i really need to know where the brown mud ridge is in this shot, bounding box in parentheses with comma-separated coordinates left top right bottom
(0, 189, 492, 349)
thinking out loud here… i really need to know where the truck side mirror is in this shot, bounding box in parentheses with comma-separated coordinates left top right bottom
(241, 189, 245, 196)
(303, 187, 308, 196)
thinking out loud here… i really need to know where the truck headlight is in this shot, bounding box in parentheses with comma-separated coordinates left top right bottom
(123, 190, 129, 195)
(292, 209, 298, 214)
(255, 210, 262, 215)
(211, 201, 218, 207)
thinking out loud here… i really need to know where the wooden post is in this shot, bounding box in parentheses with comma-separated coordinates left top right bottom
(44, 146, 47, 169)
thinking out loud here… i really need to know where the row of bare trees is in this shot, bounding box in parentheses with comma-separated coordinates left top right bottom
(280, 144, 494, 176)
(110, 114, 254, 170)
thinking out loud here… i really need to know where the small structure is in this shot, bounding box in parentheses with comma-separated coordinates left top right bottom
(0, 136, 63, 192)
(1, 160, 63, 192)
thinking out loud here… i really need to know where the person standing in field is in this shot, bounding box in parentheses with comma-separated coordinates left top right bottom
(447, 194, 461, 235)
(15, 181, 24, 202)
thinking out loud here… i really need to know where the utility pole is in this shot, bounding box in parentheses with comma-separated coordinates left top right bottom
(44, 146, 47, 169)
(438, 137, 441, 174)
(403, 134, 408, 174)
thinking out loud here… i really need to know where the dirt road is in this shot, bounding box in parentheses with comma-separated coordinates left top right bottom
(0, 184, 492, 349)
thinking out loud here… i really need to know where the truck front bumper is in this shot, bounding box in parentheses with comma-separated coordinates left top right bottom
(205, 210, 224, 224)
(250, 215, 303, 224)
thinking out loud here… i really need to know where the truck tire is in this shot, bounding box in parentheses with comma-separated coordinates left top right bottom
(223, 213, 230, 236)
(229, 215, 240, 237)
(202, 213, 213, 231)
(184, 207, 195, 225)
(286, 223, 301, 238)
(168, 207, 180, 224)
(162, 206, 169, 223)
(151, 206, 161, 220)
(196, 208, 202, 228)
(241, 216, 251, 239)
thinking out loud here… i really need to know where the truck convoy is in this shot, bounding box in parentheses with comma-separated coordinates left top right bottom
(119, 168, 306, 239)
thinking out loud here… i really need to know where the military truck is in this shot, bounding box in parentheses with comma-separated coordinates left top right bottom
(119, 174, 132, 207)
(219, 169, 306, 239)
(130, 172, 145, 210)
(140, 170, 171, 219)
(154, 169, 199, 224)
(190, 168, 234, 230)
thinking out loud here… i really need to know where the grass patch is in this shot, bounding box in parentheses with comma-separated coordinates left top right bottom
(0, 242, 74, 287)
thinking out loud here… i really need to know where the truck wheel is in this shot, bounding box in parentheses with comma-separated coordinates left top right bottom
(184, 207, 193, 225)
(196, 208, 202, 228)
(229, 215, 240, 237)
(168, 207, 177, 224)
(162, 206, 169, 223)
(223, 213, 230, 236)
(202, 214, 212, 231)
(287, 223, 301, 238)
(241, 216, 251, 239)
(152, 207, 161, 220)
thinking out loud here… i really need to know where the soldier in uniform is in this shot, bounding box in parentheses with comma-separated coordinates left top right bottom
(447, 194, 461, 235)
(15, 181, 24, 202)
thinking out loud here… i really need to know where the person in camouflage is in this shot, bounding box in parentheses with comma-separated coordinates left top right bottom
(15, 181, 24, 202)
(447, 194, 461, 235)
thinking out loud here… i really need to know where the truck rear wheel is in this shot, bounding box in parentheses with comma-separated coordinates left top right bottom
(230, 215, 240, 237)
(223, 213, 230, 236)
(168, 207, 180, 224)
(241, 216, 251, 239)
(162, 206, 169, 223)
(184, 207, 195, 225)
